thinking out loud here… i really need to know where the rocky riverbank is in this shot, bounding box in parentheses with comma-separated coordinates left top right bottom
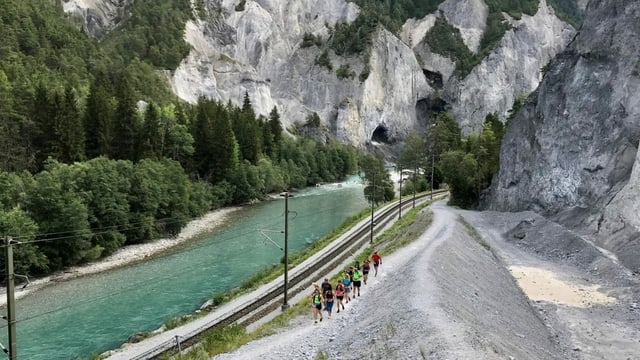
(0, 206, 240, 307)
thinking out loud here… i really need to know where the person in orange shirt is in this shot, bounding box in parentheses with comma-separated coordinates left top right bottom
(371, 251, 382, 277)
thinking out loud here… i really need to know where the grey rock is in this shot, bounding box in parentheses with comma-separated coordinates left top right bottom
(62, 0, 134, 39)
(63, 0, 574, 149)
(486, 0, 640, 272)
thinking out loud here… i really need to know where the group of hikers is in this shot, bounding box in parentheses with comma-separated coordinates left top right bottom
(310, 251, 382, 323)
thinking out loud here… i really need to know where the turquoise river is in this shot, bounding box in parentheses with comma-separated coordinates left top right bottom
(0, 177, 367, 359)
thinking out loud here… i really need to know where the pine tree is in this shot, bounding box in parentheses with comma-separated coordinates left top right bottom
(192, 97, 216, 181)
(211, 106, 240, 183)
(85, 71, 115, 159)
(140, 103, 162, 158)
(53, 86, 85, 164)
(233, 92, 260, 163)
(265, 106, 283, 156)
(0, 70, 31, 172)
(31, 83, 56, 169)
(111, 75, 140, 161)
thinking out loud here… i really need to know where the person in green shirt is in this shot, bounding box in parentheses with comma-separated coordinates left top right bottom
(352, 266, 363, 296)
(311, 287, 324, 323)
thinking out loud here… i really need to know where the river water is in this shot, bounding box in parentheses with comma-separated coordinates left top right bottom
(2, 178, 367, 359)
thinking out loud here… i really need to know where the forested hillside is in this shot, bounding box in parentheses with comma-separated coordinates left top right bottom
(0, 0, 361, 277)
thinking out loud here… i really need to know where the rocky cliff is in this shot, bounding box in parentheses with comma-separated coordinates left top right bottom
(62, 0, 134, 38)
(486, 0, 640, 272)
(62, 0, 576, 147)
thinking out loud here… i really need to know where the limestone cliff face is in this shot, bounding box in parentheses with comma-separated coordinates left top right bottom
(62, 0, 133, 38)
(487, 0, 640, 271)
(448, 0, 574, 133)
(171, 0, 431, 147)
(63, 0, 574, 147)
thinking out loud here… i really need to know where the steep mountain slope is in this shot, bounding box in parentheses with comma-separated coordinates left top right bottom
(62, 0, 134, 38)
(169, 0, 575, 144)
(486, 0, 640, 272)
(64, 0, 578, 146)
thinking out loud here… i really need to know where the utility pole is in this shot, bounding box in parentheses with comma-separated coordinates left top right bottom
(398, 165, 402, 219)
(413, 163, 417, 208)
(5, 237, 17, 360)
(370, 175, 375, 244)
(430, 152, 435, 200)
(281, 192, 290, 311)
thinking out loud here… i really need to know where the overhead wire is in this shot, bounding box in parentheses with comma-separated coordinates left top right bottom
(0, 200, 367, 325)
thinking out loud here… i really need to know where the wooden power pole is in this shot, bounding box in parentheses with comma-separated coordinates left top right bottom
(5, 237, 17, 360)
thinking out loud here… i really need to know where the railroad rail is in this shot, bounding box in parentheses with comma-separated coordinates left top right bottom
(110, 190, 448, 360)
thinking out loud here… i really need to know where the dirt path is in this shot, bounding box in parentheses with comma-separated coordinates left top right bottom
(215, 201, 625, 359)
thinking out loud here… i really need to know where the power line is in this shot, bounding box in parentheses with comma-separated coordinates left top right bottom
(0, 204, 365, 325)
(4, 199, 359, 248)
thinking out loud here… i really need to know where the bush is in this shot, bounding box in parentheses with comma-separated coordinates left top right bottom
(301, 32, 323, 48)
(315, 50, 333, 70)
(336, 64, 355, 79)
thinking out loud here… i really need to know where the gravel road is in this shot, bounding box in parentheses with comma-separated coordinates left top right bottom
(213, 201, 640, 360)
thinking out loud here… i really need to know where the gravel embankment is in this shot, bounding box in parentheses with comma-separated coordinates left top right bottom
(213, 201, 640, 360)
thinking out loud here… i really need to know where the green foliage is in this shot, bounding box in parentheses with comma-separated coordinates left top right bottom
(478, 0, 538, 56)
(0, 208, 47, 274)
(347, 0, 446, 35)
(301, 32, 323, 48)
(25, 160, 93, 271)
(330, 14, 379, 55)
(101, 0, 192, 70)
(336, 64, 356, 79)
(359, 154, 394, 205)
(506, 94, 527, 127)
(77, 157, 132, 255)
(315, 50, 333, 70)
(435, 115, 503, 208)
(425, 17, 477, 77)
(546, 0, 584, 29)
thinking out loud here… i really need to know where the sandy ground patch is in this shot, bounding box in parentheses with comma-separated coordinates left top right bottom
(509, 266, 617, 308)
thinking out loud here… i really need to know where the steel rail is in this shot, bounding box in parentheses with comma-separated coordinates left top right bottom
(126, 190, 448, 359)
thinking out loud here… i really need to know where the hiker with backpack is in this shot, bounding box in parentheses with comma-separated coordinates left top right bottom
(311, 287, 324, 323)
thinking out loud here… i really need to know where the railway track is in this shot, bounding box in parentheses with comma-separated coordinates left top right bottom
(119, 190, 447, 360)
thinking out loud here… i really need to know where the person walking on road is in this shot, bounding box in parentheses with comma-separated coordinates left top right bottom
(372, 251, 382, 277)
(311, 288, 324, 323)
(321, 278, 332, 295)
(341, 271, 352, 303)
(362, 257, 371, 285)
(321, 278, 332, 310)
(324, 287, 335, 318)
(352, 266, 363, 296)
(335, 282, 345, 312)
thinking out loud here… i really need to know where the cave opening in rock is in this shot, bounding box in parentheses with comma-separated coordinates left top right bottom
(371, 125, 391, 144)
(416, 97, 448, 127)
(423, 69, 443, 89)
